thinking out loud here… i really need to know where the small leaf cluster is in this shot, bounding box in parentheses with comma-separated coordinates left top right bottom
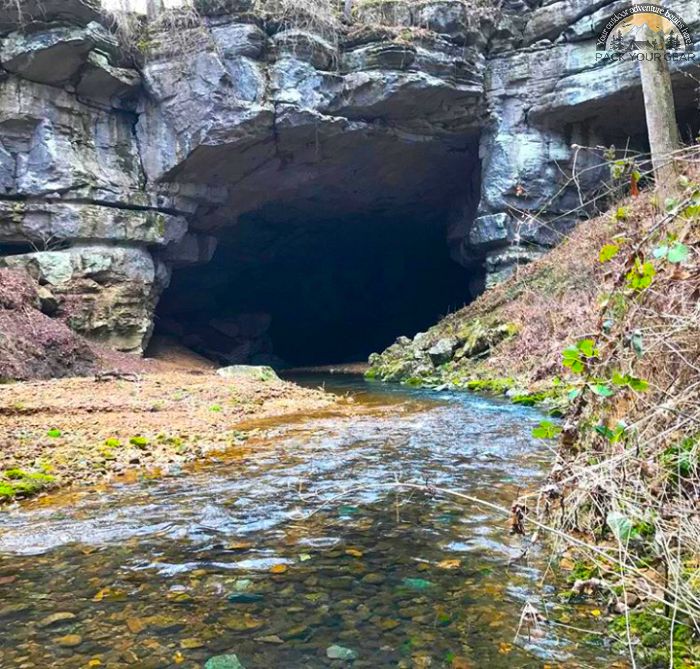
(532, 420, 562, 439)
(626, 257, 656, 291)
(562, 339, 598, 374)
(652, 241, 689, 264)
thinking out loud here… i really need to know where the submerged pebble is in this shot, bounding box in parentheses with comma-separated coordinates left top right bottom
(204, 654, 246, 669)
(327, 644, 359, 660)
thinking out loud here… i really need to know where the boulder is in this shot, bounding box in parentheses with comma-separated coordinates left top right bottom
(204, 654, 246, 669)
(428, 337, 458, 366)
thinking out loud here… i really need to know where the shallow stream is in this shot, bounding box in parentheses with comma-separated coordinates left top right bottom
(0, 376, 621, 668)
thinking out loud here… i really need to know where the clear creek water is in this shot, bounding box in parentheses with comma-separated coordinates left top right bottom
(0, 375, 622, 668)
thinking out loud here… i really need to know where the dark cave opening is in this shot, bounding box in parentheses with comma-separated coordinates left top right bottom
(155, 209, 483, 367)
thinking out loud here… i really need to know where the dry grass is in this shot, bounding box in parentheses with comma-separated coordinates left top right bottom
(520, 148, 700, 664)
(257, 0, 340, 39)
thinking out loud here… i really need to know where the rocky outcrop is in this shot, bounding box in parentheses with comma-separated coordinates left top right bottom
(0, 0, 698, 361)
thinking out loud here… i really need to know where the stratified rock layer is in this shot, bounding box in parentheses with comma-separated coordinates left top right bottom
(0, 0, 698, 357)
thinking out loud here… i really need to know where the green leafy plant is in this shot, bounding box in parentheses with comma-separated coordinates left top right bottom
(129, 436, 149, 448)
(599, 243, 620, 263)
(661, 437, 698, 481)
(626, 258, 656, 291)
(607, 511, 634, 542)
(653, 241, 689, 264)
(595, 421, 627, 443)
(614, 207, 629, 222)
(562, 339, 598, 374)
(589, 382, 614, 398)
(532, 421, 562, 439)
(612, 372, 649, 392)
(46, 428, 62, 438)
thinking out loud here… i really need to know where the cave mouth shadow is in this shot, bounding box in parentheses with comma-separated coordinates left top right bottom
(155, 206, 484, 368)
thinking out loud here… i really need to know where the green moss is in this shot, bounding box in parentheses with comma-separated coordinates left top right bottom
(0, 469, 57, 501)
(129, 436, 150, 448)
(462, 377, 516, 395)
(454, 320, 518, 361)
(569, 560, 600, 583)
(609, 608, 698, 668)
(0, 483, 17, 500)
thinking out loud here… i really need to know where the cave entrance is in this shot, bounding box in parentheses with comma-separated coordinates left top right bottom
(155, 206, 483, 367)
(153, 125, 483, 368)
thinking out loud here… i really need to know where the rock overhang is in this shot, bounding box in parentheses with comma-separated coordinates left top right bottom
(0, 0, 699, 359)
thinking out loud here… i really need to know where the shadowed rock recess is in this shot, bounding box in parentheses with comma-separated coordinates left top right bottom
(0, 0, 698, 366)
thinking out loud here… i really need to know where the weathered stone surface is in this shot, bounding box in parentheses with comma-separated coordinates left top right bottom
(1, 22, 117, 86)
(342, 41, 416, 72)
(161, 232, 218, 268)
(272, 30, 336, 70)
(428, 337, 458, 366)
(76, 52, 142, 105)
(0, 0, 698, 364)
(469, 213, 510, 250)
(0, 77, 146, 205)
(354, 1, 412, 28)
(0, 0, 102, 34)
(0, 245, 165, 352)
(0, 201, 187, 247)
(210, 21, 267, 59)
(485, 246, 544, 288)
(522, 0, 612, 45)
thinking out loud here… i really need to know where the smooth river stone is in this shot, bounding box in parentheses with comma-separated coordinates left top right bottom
(326, 645, 358, 660)
(204, 654, 246, 669)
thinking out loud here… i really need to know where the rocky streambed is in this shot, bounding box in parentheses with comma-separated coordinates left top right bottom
(0, 375, 622, 668)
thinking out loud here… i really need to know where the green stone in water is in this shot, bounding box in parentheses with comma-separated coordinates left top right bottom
(338, 505, 359, 516)
(401, 577, 434, 590)
(204, 654, 245, 669)
(228, 592, 263, 603)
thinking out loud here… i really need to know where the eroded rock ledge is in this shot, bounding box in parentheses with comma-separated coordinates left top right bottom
(0, 0, 698, 360)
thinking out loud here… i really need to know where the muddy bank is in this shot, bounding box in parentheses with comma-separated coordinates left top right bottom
(0, 370, 344, 503)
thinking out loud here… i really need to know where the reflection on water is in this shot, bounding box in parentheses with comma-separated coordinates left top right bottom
(0, 376, 618, 668)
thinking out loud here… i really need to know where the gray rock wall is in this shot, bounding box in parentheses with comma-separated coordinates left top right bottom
(0, 0, 698, 353)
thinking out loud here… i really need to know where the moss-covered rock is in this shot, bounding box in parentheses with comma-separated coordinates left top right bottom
(0, 468, 57, 502)
(366, 318, 519, 389)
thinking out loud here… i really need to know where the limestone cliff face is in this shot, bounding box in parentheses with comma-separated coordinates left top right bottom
(0, 0, 698, 354)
